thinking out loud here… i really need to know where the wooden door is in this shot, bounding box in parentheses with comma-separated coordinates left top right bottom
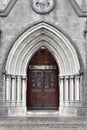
(27, 48, 59, 110)
(27, 69, 59, 110)
(43, 70, 59, 109)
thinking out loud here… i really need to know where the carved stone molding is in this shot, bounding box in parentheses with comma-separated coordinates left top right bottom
(0, 0, 17, 17)
(69, 0, 87, 17)
(30, 0, 56, 14)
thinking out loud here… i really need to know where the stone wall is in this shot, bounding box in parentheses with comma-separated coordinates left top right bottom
(0, 0, 87, 116)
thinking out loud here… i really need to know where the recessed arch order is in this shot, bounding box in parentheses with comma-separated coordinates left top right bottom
(5, 21, 80, 76)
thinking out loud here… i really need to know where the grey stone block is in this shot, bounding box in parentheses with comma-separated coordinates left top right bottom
(0, 0, 87, 117)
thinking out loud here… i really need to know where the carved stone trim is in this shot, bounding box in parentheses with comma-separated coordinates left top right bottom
(0, 0, 17, 17)
(30, 0, 56, 14)
(68, 0, 87, 17)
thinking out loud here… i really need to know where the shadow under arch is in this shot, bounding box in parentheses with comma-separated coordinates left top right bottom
(26, 43, 60, 75)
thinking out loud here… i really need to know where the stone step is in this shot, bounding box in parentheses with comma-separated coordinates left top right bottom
(27, 110, 59, 117)
(0, 117, 87, 124)
(0, 117, 87, 130)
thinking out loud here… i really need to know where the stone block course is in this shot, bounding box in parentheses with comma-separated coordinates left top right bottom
(0, 117, 86, 130)
(0, 0, 87, 117)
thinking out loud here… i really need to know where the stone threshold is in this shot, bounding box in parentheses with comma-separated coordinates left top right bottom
(27, 110, 59, 117)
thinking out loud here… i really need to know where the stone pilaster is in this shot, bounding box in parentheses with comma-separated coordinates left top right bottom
(84, 20, 87, 106)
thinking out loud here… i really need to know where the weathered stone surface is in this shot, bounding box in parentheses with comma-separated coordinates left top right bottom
(0, 117, 87, 130)
(0, 0, 87, 117)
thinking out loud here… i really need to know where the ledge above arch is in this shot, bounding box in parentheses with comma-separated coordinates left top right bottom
(5, 21, 80, 76)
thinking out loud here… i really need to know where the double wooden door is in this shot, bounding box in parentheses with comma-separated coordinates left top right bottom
(27, 69, 59, 110)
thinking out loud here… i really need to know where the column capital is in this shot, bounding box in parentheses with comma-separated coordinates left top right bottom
(6, 75, 11, 79)
(11, 75, 16, 79)
(17, 75, 21, 79)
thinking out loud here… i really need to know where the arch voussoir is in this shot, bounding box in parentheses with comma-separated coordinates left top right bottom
(6, 22, 80, 76)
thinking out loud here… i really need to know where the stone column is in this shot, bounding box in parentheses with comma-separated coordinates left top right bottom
(3, 74, 6, 102)
(70, 76, 74, 101)
(65, 76, 69, 101)
(6, 75, 11, 102)
(17, 76, 21, 105)
(75, 76, 80, 101)
(59, 77, 64, 106)
(11, 75, 16, 104)
(22, 76, 26, 106)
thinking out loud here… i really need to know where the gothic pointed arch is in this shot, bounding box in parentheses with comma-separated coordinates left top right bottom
(5, 21, 80, 76)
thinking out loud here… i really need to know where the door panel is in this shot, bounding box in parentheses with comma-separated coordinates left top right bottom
(27, 71, 43, 109)
(44, 71, 50, 89)
(27, 70, 59, 110)
(44, 92, 58, 107)
(44, 70, 59, 109)
(29, 92, 43, 108)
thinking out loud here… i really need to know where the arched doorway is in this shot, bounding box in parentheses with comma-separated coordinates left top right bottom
(27, 47, 59, 110)
(4, 21, 81, 116)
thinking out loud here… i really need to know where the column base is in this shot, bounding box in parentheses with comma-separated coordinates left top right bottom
(59, 106, 86, 116)
(0, 107, 8, 117)
(8, 106, 27, 116)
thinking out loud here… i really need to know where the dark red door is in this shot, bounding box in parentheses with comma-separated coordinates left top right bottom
(27, 48, 59, 110)
(27, 70, 59, 110)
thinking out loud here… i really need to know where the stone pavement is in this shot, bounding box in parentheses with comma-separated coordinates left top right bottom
(0, 117, 87, 130)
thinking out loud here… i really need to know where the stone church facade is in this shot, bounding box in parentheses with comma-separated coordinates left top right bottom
(0, 0, 87, 117)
